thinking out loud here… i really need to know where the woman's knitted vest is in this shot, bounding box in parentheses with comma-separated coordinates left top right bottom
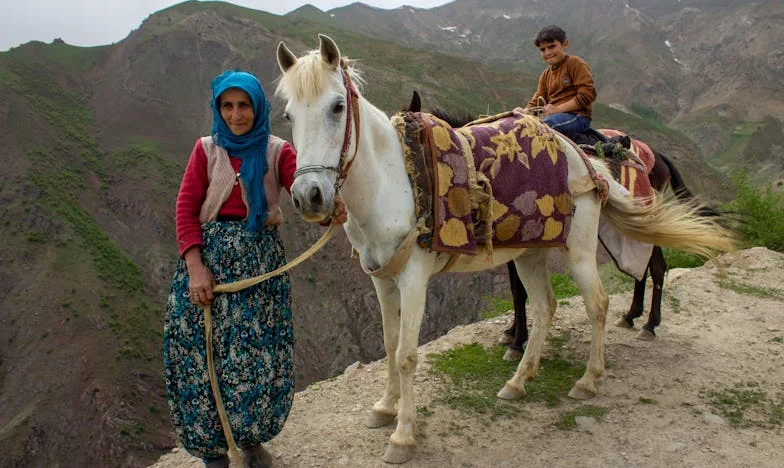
(198, 135, 286, 226)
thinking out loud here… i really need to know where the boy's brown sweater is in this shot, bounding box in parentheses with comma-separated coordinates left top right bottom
(527, 55, 596, 119)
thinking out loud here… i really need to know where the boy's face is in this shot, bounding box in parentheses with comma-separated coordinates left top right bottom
(538, 39, 569, 67)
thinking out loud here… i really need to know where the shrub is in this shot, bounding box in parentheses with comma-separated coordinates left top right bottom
(724, 171, 784, 252)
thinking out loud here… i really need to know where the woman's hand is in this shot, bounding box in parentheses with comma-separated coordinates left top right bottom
(331, 195, 348, 225)
(183, 247, 215, 308)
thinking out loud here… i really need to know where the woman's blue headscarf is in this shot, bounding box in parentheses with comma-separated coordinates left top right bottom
(211, 69, 271, 232)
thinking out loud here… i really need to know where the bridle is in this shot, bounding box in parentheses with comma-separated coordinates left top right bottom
(292, 58, 361, 194)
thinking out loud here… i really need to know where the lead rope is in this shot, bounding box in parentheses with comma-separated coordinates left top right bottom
(203, 223, 340, 463)
(528, 95, 547, 118)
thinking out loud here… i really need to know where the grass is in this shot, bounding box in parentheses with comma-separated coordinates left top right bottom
(557, 405, 610, 430)
(427, 333, 584, 417)
(664, 248, 707, 269)
(718, 280, 784, 301)
(701, 382, 784, 428)
(480, 263, 636, 321)
(427, 343, 521, 418)
(481, 296, 514, 320)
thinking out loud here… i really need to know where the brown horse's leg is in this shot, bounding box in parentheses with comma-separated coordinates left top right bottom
(639, 246, 667, 340)
(504, 261, 529, 360)
(502, 262, 518, 340)
(619, 270, 647, 329)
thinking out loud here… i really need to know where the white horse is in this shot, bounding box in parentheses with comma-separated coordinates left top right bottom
(275, 34, 734, 464)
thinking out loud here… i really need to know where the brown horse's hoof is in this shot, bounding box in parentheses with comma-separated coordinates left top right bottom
(498, 333, 513, 345)
(614, 316, 634, 329)
(503, 348, 523, 361)
(383, 442, 415, 464)
(366, 410, 396, 428)
(637, 329, 656, 341)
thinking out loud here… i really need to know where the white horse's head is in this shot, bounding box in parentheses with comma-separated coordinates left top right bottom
(276, 34, 357, 223)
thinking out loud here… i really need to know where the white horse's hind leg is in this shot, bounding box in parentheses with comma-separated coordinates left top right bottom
(367, 276, 401, 429)
(498, 250, 555, 400)
(383, 249, 434, 464)
(564, 201, 608, 400)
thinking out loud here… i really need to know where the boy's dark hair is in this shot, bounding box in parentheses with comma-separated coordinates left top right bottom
(534, 25, 567, 47)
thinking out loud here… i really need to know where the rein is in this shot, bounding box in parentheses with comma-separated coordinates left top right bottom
(203, 222, 340, 462)
(293, 58, 361, 194)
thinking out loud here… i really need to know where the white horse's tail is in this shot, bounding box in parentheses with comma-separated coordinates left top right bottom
(592, 161, 736, 258)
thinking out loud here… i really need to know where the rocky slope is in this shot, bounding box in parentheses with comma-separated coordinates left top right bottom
(152, 247, 784, 467)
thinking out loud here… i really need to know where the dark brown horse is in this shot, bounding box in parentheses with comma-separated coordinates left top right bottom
(404, 91, 716, 358)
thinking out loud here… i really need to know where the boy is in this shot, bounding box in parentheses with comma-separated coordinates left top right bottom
(523, 25, 596, 139)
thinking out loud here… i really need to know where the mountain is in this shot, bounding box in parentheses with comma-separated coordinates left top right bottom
(289, 0, 784, 183)
(0, 3, 526, 465)
(0, 0, 769, 465)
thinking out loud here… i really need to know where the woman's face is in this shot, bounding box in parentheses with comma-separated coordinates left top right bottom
(219, 88, 255, 135)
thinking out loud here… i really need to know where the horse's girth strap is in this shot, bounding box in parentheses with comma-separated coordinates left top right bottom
(361, 228, 420, 280)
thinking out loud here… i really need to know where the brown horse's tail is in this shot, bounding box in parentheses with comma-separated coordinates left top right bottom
(599, 169, 736, 258)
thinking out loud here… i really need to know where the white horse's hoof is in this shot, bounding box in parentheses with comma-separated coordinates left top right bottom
(498, 333, 513, 345)
(383, 442, 415, 464)
(568, 384, 596, 400)
(503, 348, 523, 361)
(614, 316, 634, 329)
(497, 383, 525, 400)
(636, 329, 656, 341)
(366, 410, 396, 428)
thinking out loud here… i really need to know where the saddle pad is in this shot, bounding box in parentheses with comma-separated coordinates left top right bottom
(598, 128, 655, 200)
(394, 109, 573, 255)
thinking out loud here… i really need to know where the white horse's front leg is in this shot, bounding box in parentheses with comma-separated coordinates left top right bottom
(367, 276, 401, 429)
(384, 250, 434, 464)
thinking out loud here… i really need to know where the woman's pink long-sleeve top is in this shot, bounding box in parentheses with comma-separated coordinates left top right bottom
(175, 138, 297, 257)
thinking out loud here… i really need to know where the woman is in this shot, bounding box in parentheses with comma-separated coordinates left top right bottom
(163, 69, 343, 468)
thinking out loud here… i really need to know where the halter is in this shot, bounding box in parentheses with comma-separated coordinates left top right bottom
(293, 58, 361, 194)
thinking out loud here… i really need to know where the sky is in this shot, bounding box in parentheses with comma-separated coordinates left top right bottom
(1, 0, 453, 52)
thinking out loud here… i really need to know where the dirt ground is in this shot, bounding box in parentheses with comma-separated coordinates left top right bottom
(152, 247, 784, 467)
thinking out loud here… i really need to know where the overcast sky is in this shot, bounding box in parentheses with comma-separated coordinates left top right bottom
(1, 0, 453, 52)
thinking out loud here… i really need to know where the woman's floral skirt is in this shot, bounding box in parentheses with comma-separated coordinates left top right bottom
(164, 221, 293, 460)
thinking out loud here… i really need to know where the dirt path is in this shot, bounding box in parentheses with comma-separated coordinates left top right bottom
(152, 247, 784, 467)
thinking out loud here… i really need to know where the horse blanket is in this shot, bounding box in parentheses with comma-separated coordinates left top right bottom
(392, 108, 573, 256)
(596, 129, 655, 200)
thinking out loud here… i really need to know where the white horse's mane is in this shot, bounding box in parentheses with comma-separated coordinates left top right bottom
(274, 51, 363, 100)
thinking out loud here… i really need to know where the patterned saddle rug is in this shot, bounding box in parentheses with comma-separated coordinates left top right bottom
(594, 129, 655, 200)
(392, 108, 574, 256)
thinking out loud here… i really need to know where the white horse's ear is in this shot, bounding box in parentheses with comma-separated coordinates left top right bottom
(277, 41, 297, 73)
(318, 34, 341, 69)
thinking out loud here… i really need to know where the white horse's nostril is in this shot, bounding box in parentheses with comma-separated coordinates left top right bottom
(308, 186, 323, 207)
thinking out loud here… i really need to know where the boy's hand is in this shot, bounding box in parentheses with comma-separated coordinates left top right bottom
(542, 103, 558, 116)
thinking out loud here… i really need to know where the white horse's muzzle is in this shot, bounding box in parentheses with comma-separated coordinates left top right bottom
(291, 169, 337, 223)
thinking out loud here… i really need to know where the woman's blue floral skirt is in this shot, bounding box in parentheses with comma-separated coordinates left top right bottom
(164, 221, 293, 460)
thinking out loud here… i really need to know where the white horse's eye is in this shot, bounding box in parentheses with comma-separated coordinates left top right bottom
(283, 111, 290, 121)
(332, 102, 345, 114)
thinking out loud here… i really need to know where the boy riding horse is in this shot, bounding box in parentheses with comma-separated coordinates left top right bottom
(522, 25, 595, 140)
